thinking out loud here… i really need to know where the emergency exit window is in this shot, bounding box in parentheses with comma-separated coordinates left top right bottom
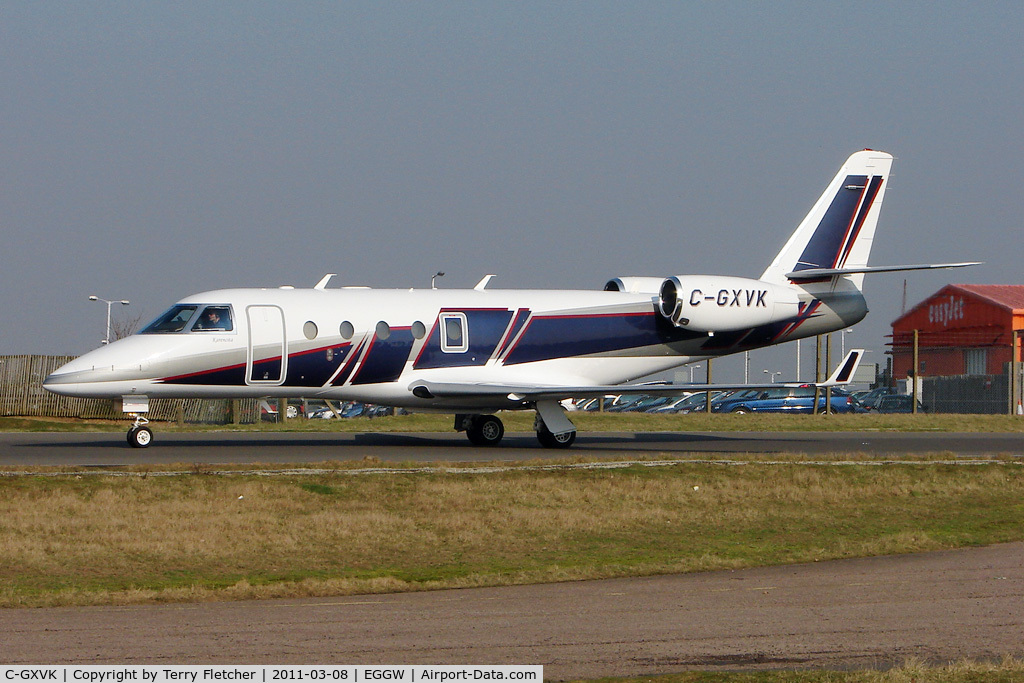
(440, 313, 469, 353)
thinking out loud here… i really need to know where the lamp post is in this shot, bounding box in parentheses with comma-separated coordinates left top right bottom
(688, 364, 702, 383)
(89, 295, 130, 345)
(763, 369, 781, 383)
(841, 328, 854, 357)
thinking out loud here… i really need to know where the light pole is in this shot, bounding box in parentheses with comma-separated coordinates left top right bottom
(841, 328, 854, 357)
(89, 295, 130, 345)
(763, 369, 781, 383)
(688, 364, 702, 383)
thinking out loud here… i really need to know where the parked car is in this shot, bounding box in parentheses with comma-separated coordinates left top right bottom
(579, 395, 635, 411)
(674, 390, 729, 413)
(628, 396, 674, 412)
(873, 395, 925, 413)
(853, 386, 900, 411)
(605, 395, 647, 412)
(711, 386, 865, 414)
(648, 393, 698, 413)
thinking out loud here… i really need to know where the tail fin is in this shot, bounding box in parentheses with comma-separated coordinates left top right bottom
(819, 349, 864, 386)
(760, 150, 894, 287)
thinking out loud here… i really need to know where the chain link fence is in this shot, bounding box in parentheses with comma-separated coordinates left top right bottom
(921, 374, 1020, 414)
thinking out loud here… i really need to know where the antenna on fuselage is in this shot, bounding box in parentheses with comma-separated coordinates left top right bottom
(314, 274, 336, 290)
(431, 271, 445, 289)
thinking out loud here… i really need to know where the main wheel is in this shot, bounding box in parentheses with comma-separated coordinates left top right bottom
(466, 415, 504, 446)
(127, 426, 153, 448)
(731, 407, 750, 414)
(537, 426, 576, 449)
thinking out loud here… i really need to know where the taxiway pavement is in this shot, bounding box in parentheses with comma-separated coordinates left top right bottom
(1, 430, 1023, 466)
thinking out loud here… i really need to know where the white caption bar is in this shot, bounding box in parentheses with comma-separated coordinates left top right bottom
(0, 667, 542, 683)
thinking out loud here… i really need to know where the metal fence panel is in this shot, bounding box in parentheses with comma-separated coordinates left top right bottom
(0, 355, 258, 423)
(922, 374, 1009, 414)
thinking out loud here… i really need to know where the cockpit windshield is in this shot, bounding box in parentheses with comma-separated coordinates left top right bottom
(140, 304, 234, 334)
(141, 305, 198, 333)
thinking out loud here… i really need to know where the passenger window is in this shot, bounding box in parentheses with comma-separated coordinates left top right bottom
(192, 306, 234, 332)
(440, 313, 469, 353)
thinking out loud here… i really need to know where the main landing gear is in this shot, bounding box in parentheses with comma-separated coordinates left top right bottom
(458, 414, 506, 446)
(455, 409, 578, 449)
(126, 414, 153, 448)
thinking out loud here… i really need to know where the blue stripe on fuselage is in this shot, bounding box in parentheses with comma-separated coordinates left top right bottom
(497, 308, 531, 358)
(160, 363, 247, 386)
(285, 343, 352, 387)
(414, 309, 514, 369)
(352, 328, 416, 385)
(503, 310, 700, 366)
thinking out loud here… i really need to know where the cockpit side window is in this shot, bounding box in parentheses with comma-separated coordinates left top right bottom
(140, 305, 199, 334)
(192, 305, 234, 332)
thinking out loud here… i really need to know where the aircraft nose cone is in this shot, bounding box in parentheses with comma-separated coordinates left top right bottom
(42, 358, 98, 395)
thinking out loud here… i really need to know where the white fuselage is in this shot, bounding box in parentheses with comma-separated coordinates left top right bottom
(44, 282, 866, 412)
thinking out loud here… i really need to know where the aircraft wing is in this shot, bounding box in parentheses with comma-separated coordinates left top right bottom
(410, 351, 864, 403)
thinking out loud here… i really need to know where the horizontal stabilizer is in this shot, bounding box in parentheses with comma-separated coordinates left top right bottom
(786, 261, 981, 281)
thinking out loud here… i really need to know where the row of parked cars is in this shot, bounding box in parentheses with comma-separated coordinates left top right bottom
(570, 385, 922, 414)
(261, 386, 923, 421)
(261, 400, 402, 420)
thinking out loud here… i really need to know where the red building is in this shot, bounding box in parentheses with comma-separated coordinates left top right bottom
(890, 285, 1024, 378)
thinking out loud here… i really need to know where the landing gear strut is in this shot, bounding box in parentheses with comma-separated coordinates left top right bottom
(126, 414, 153, 448)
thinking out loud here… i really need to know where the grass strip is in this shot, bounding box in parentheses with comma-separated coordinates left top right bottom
(1, 459, 1022, 607)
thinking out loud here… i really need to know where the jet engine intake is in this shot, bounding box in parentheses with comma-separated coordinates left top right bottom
(604, 277, 665, 294)
(658, 275, 800, 332)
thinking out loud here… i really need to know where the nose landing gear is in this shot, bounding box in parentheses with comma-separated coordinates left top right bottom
(126, 413, 153, 448)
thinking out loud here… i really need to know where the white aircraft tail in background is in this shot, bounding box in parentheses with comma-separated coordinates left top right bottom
(45, 150, 978, 448)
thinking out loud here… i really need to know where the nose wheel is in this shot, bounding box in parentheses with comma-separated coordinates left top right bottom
(126, 414, 153, 448)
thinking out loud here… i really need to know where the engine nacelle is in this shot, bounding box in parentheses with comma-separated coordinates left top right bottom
(658, 275, 801, 332)
(604, 277, 665, 294)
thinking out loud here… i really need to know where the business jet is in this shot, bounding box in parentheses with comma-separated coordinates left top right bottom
(44, 150, 976, 448)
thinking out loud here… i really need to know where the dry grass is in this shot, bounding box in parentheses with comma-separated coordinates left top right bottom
(1, 460, 1022, 607)
(580, 656, 1024, 681)
(585, 655, 1024, 679)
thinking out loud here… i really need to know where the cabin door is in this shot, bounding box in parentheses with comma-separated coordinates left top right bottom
(246, 305, 286, 385)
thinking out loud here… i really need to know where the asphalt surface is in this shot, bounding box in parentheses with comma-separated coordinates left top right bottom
(3, 543, 1023, 677)
(2, 430, 1024, 466)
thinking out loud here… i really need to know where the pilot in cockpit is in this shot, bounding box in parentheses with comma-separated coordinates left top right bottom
(194, 307, 232, 331)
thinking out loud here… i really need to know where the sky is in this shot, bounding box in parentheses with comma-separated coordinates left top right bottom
(1, 2, 1021, 382)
